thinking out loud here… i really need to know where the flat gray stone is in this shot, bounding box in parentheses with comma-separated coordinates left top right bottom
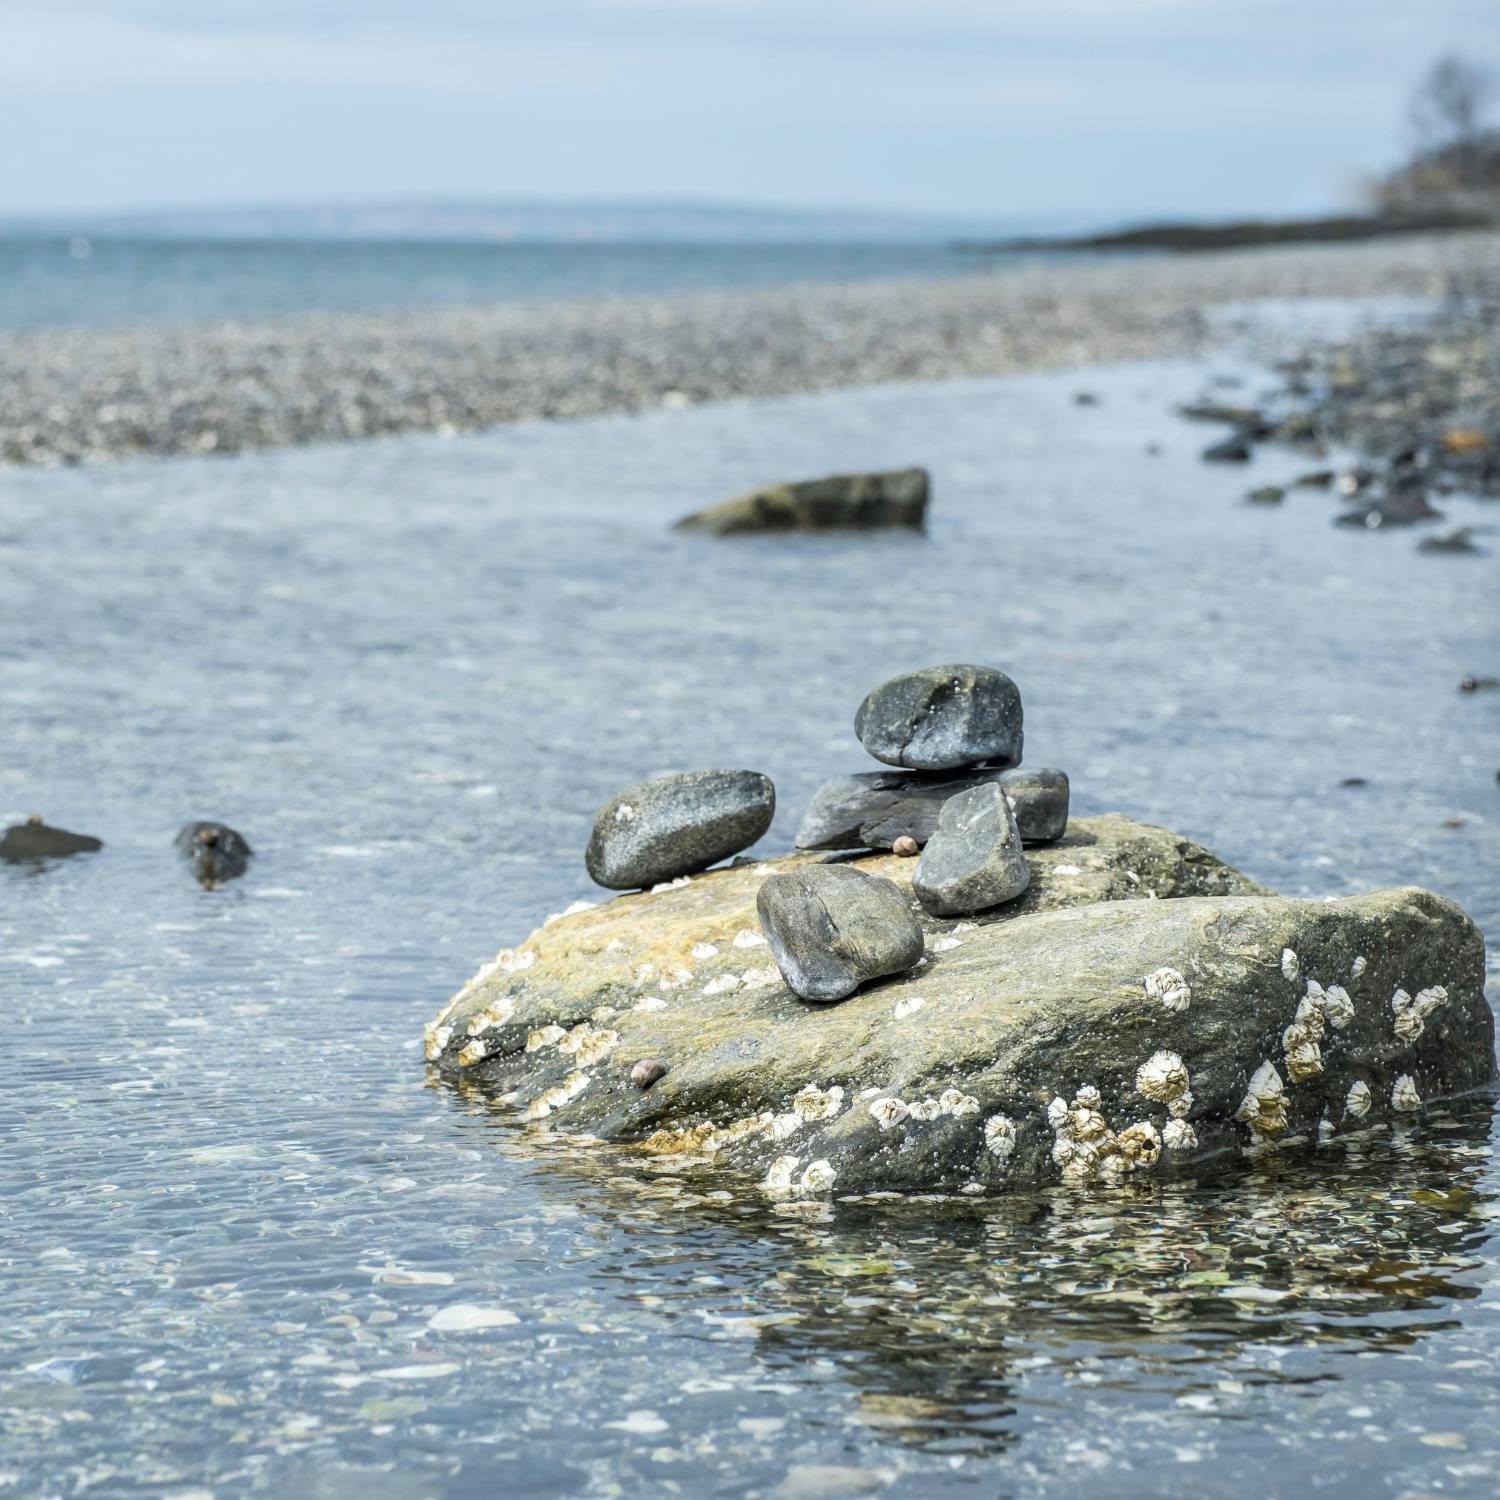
(586, 769, 775, 890)
(673, 468, 928, 535)
(796, 766, 1067, 850)
(756, 863, 924, 1002)
(913, 783, 1030, 916)
(854, 664, 1022, 771)
(0, 816, 103, 861)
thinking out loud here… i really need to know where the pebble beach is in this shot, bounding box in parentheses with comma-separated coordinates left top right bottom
(5, 228, 1500, 468)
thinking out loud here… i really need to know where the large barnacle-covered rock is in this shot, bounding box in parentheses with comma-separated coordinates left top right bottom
(425, 814, 1494, 1195)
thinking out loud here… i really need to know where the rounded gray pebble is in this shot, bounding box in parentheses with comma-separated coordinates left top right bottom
(913, 782, 1031, 917)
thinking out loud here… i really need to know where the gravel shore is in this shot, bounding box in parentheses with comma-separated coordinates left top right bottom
(3, 230, 1498, 469)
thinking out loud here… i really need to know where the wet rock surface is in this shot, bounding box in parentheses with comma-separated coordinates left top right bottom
(424, 813, 1496, 1195)
(0, 815, 103, 861)
(674, 467, 928, 534)
(175, 821, 253, 887)
(854, 664, 1023, 771)
(585, 769, 775, 890)
(912, 782, 1031, 916)
(756, 863, 925, 1002)
(796, 765, 1067, 849)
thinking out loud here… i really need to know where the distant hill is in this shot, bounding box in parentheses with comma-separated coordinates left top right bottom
(0, 198, 1088, 244)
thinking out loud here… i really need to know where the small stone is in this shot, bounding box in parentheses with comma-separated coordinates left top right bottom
(631, 1058, 668, 1089)
(1246, 485, 1284, 505)
(586, 769, 775, 890)
(673, 468, 928, 535)
(1202, 433, 1253, 462)
(175, 820, 253, 888)
(0, 815, 103, 862)
(796, 766, 1066, 850)
(912, 783, 1030, 917)
(891, 835, 918, 857)
(854, 664, 1022, 771)
(757, 864, 924, 1002)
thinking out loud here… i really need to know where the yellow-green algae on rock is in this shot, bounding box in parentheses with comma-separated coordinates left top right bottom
(426, 815, 1494, 1195)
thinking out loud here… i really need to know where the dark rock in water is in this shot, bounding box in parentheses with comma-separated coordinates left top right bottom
(756, 863, 924, 1002)
(586, 769, 775, 890)
(1202, 434, 1253, 463)
(1178, 403, 1270, 434)
(1336, 491, 1443, 528)
(797, 765, 1067, 850)
(1246, 485, 1284, 505)
(0, 814, 103, 862)
(1460, 676, 1499, 693)
(912, 783, 1030, 917)
(1073, 392, 1099, 407)
(854, 664, 1022, 771)
(176, 821, 253, 887)
(673, 468, 928, 536)
(1339, 777, 1370, 788)
(1292, 469, 1335, 489)
(1417, 528, 1483, 555)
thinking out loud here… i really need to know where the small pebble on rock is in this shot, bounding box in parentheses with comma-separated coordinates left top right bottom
(631, 1059, 668, 1089)
(757, 864, 924, 1002)
(892, 835, 919, 857)
(912, 783, 1031, 917)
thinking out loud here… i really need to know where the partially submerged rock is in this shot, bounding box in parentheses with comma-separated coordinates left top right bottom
(176, 821, 253, 888)
(854, 664, 1023, 771)
(912, 782, 1029, 916)
(674, 468, 928, 536)
(0, 815, 103, 862)
(586, 769, 774, 890)
(757, 863, 924, 1001)
(423, 815, 1494, 1195)
(796, 766, 1067, 850)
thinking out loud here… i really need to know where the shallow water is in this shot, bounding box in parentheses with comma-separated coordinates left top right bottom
(3, 332, 1498, 1497)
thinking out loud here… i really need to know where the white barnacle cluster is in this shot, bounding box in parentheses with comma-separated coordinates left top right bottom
(701, 974, 740, 996)
(497, 948, 536, 975)
(869, 1097, 910, 1131)
(1281, 994, 1325, 1083)
(739, 966, 780, 990)
(872, 1087, 978, 1126)
(792, 1083, 846, 1123)
(732, 928, 767, 949)
(1344, 1079, 1372, 1119)
(1047, 1084, 1161, 1185)
(1351, 954, 1367, 980)
(893, 995, 926, 1020)
(938, 1088, 980, 1117)
(1391, 1073, 1422, 1113)
(558, 1022, 619, 1067)
(1134, 1051, 1193, 1117)
(525, 1069, 590, 1120)
(928, 936, 963, 954)
(761, 1155, 838, 1199)
(983, 1113, 1017, 1161)
(1235, 1061, 1288, 1139)
(465, 994, 517, 1037)
(1162, 1118, 1198, 1152)
(649, 875, 693, 894)
(526, 1023, 566, 1053)
(657, 964, 695, 991)
(424, 1022, 453, 1062)
(1305, 979, 1355, 1031)
(1391, 985, 1448, 1044)
(1143, 966, 1191, 1013)
(615, 803, 636, 823)
(691, 942, 720, 960)
(458, 1038, 488, 1068)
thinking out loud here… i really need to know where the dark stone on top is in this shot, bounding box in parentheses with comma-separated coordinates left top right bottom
(912, 783, 1031, 917)
(673, 468, 928, 535)
(0, 815, 103, 862)
(796, 766, 1067, 850)
(586, 769, 775, 890)
(1202, 434, 1253, 463)
(756, 863, 923, 1002)
(176, 821, 254, 887)
(854, 664, 1022, 771)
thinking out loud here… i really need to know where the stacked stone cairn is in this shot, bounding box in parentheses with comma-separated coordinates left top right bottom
(583, 663, 1070, 1006)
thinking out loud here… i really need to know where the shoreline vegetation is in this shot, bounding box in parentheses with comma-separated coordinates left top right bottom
(2, 228, 1497, 469)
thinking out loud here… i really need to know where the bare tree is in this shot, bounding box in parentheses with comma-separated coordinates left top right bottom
(1409, 53, 1494, 153)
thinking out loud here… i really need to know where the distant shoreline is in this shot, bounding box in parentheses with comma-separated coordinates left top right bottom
(2, 228, 1496, 471)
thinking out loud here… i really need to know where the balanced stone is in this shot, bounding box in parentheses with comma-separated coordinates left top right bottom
(854, 664, 1022, 771)
(912, 783, 1030, 916)
(796, 766, 1067, 850)
(673, 468, 928, 535)
(176, 821, 253, 888)
(756, 863, 924, 1002)
(0, 815, 103, 861)
(586, 769, 775, 890)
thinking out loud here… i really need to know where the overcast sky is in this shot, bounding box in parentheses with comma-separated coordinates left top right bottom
(4, 0, 1498, 223)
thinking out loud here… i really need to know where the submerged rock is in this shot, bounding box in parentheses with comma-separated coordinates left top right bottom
(796, 766, 1067, 850)
(176, 821, 253, 888)
(673, 468, 928, 535)
(0, 815, 103, 862)
(429, 816, 1492, 1194)
(756, 863, 924, 1002)
(912, 783, 1030, 916)
(586, 769, 775, 890)
(1202, 434, 1254, 463)
(854, 664, 1023, 771)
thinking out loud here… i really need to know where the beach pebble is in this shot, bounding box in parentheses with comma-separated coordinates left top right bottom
(854, 664, 1023, 771)
(912, 782, 1030, 917)
(795, 765, 1066, 850)
(0, 814, 103, 862)
(1202, 434, 1253, 463)
(673, 467, 928, 535)
(891, 835, 919, 857)
(756, 864, 924, 1002)
(175, 820, 253, 888)
(631, 1058, 668, 1089)
(586, 769, 774, 890)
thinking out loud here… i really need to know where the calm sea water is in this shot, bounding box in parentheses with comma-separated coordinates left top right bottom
(0, 237, 1010, 333)
(3, 335, 1498, 1497)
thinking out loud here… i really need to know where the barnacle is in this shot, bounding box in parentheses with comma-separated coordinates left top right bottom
(762, 1155, 801, 1194)
(792, 1083, 846, 1123)
(1392, 1074, 1422, 1113)
(465, 995, 517, 1036)
(1281, 1014, 1324, 1083)
(937, 1088, 980, 1117)
(1167, 1089, 1194, 1119)
(1048, 1085, 1160, 1185)
(799, 1160, 838, 1194)
(1118, 1120, 1162, 1166)
(733, 928, 767, 949)
(526, 1024, 566, 1052)
(458, 1038, 488, 1068)
(1281, 948, 1299, 982)
(893, 996, 926, 1020)
(869, 1097, 910, 1131)
(701, 974, 740, 996)
(1351, 954, 1367, 980)
(525, 1069, 591, 1120)
(558, 1023, 618, 1067)
(1344, 1079, 1372, 1118)
(983, 1114, 1017, 1161)
(1389, 984, 1444, 1044)
(1047, 1096, 1069, 1128)
(423, 1022, 453, 1061)
(1143, 966, 1191, 1013)
(906, 1098, 944, 1121)
(1235, 1061, 1288, 1138)
(1135, 1050, 1190, 1106)
(633, 996, 668, 1013)
(1162, 1118, 1197, 1152)
(1313, 982, 1355, 1030)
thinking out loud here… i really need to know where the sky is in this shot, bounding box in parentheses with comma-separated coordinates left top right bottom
(3, 0, 1499, 225)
